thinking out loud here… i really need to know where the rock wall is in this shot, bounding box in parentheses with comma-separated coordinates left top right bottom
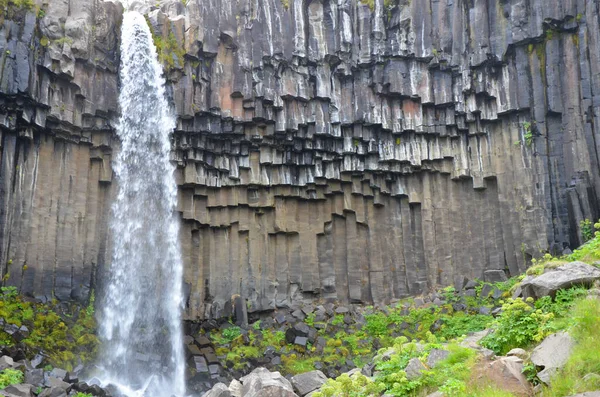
(1, 0, 600, 319)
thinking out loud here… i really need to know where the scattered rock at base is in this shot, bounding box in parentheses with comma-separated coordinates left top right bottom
(521, 262, 600, 299)
(506, 348, 528, 360)
(426, 349, 450, 368)
(0, 384, 34, 397)
(487, 356, 531, 395)
(531, 332, 574, 385)
(291, 371, 327, 396)
(203, 383, 232, 397)
(405, 358, 427, 380)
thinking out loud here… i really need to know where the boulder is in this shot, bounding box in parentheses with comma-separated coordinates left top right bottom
(506, 348, 528, 360)
(24, 369, 44, 386)
(531, 332, 574, 385)
(241, 368, 298, 397)
(0, 355, 15, 371)
(0, 384, 33, 397)
(521, 262, 600, 298)
(404, 358, 427, 380)
(229, 379, 243, 397)
(488, 356, 530, 392)
(203, 383, 232, 397)
(291, 371, 327, 396)
(426, 349, 450, 368)
(484, 270, 508, 283)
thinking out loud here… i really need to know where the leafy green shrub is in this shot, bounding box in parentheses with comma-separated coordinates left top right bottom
(0, 368, 23, 389)
(73, 393, 94, 397)
(438, 313, 492, 339)
(313, 372, 384, 397)
(580, 219, 595, 242)
(221, 326, 242, 342)
(364, 312, 389, 337)
(481, 297, 554, 355)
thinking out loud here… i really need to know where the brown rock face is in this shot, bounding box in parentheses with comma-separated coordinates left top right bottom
(1, 0, 600, 318)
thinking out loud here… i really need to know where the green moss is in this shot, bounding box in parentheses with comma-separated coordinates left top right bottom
(40, 37, 49, 47)
(0, 287, 98, 372)
(145, 17, 186, 70)
(280, 0, 289, 9)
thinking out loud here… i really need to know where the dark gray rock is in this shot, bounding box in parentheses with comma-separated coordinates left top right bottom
(291, 370, 327, 396)
(483, 270, 508, 283)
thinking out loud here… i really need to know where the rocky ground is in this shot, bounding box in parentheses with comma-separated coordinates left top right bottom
(1, 252, 600, 397)
(3, 237, 600, 397)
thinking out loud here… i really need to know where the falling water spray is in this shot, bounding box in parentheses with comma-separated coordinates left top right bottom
(96, 10, 185, 397)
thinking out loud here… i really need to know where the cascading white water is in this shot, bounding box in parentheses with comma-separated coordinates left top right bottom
(97, 10, 185, 397)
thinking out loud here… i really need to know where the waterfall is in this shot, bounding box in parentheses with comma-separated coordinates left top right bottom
(96, 11, 185, 397)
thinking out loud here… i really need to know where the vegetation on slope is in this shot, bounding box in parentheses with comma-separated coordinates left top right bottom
(0, 286, 98, 371)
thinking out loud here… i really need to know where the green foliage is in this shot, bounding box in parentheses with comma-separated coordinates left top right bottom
(364, 312, 388, 337)
(221, 326, 242, 342)
(580, 219, 595, 242)
(567, 223, 600, 262)
(145, 17, 186, 71)
(0, 368, 23, 389)
(332, 336, 479, 397)
(280, 0, 289, 9)
(0, 288, 98, 371)
(522, 121, 534, 146)
(313, 372, 385, 397)
(437, 313, 493, 339)
(479, 290, 587, 355)
(73, 393, 94, 397)
(540, 298, 600, 396)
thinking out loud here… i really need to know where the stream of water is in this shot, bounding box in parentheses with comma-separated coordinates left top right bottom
(96, 10, 186, 397)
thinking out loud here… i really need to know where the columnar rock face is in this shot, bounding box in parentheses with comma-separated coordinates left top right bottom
(1, 0, 600, 319)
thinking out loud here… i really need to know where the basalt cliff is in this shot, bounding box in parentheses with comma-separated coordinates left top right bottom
(1, 0, 600, 319)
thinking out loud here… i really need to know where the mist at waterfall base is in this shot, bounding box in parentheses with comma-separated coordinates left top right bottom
(94, 11, 186, 397)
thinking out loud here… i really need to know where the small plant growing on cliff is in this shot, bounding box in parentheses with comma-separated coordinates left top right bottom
(523, 121, 534, 146)
(580, 219, 594, 242)
(280, 0, 289, 9)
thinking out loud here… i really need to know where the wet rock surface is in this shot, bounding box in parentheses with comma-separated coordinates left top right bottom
(1, 0, 600, 319)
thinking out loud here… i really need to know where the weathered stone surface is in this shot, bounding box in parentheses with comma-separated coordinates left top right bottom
(0, 384, 33, 397)
(488, 356, 530, 393)
(506, 348, 528, 360)
(240, 368, 297, 397)
(405, 358, 426, 380)
(521, 262, 600, 298)
(291, 371, 327, 396)
(426, 349, 450, 368)
(202, 383, 231, 397)
(2, 0, 600, 319)
(531, 332, 575, 385)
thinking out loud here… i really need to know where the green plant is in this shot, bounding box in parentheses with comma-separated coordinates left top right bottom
(481, 297, 554, 355)
(73, 393, 93, 397)
(540, 298, 600, 396)
(313, 372, 385, 397)
(522, 121, 534, 146)
(221, 326, 242, 342)
(580, 219, 594, 242)
(0, 368, 23, 389)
